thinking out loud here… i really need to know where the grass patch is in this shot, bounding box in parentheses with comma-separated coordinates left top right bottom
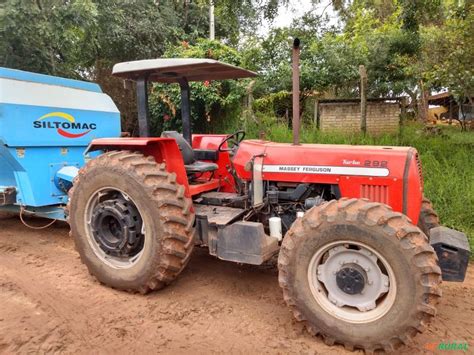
(244, 121, 474, 250)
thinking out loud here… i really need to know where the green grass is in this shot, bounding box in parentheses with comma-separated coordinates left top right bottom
(244, 121, 474, 251)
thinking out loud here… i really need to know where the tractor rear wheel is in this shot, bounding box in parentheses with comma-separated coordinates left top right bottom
(418, 196, 440, 238)
(278, 198, 442, 352)
(68, 151, 194, 294)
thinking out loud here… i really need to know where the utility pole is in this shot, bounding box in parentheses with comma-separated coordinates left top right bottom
(209, 1, 215, 40)
(359, 65, 367, 134)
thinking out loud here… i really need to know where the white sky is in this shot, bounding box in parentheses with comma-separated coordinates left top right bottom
(258, 0, 338, 35)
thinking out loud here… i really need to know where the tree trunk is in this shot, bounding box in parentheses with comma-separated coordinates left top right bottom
(418, 80, 429, 123)
(314, 99, 319, 129)
(400, 96, 408, 127)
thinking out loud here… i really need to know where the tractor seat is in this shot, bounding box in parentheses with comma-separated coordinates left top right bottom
(161, 131, 218, 174)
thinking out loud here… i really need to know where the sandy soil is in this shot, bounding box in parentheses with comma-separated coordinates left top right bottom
(0, 215, 473, 354)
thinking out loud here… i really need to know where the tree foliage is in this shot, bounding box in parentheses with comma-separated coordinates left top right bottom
(1, 0, 472, 131)
(1, 0, 288, 133)
(418, 3, 474, 101)
(1, 0, 98, 77)
(149, 39, 249, 135)
(244, 0, 472, 120)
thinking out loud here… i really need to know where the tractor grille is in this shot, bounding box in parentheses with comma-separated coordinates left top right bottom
(360, 184, 389, 204)
(415, 153, 424, 188)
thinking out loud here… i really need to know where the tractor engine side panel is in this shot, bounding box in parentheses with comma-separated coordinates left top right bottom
(232, 140, 423, 223)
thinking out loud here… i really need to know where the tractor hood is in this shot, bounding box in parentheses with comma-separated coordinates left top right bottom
(233, 140, 416, 179)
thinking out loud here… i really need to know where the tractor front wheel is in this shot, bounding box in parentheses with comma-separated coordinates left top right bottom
(68, 151, 194, 294)
(278, 198, 442, 352)
(418, 196, 440, 238)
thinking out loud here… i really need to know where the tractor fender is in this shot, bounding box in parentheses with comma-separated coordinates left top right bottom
(85, 137, 189, 194)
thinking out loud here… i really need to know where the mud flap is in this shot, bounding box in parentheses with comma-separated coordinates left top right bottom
(430, 226, 470, 282)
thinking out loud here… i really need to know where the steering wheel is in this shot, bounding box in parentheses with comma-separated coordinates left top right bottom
(218, 130, 246, 153)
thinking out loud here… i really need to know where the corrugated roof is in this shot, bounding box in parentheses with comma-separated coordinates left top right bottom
(428, 92, 473, 106)
(112, 58, 257, 83)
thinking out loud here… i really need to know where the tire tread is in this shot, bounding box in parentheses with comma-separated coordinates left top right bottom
(67, 150, 194, 294)
(278, 198, 442, 353)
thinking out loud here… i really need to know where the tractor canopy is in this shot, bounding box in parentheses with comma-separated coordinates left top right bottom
(111, 58, 257, 142)
(112, 58, 257, 83)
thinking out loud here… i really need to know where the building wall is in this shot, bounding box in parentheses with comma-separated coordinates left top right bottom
(320, 102, 400, 135)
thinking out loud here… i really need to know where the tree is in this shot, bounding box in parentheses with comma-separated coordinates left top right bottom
(1, 0, 290, 133)
(1, 0, 471, 129)
(148, 39, 249, 135)
(1, 0, 98, 77)
(212, 0, 289, 44)
(420, 3, 473, 101)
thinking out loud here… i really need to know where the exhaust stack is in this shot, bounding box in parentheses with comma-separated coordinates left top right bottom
(292, 38, 301, 145)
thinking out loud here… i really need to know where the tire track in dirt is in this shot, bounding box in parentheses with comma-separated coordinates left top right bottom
(0, 216, 473, 354)
(0, 240, 98, 353)
(0, 253, 95, 350)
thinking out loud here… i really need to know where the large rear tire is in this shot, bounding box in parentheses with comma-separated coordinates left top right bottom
(418, 196, 440, 238)
(68, 151, 194, 294)
(278, 198, 442, 352)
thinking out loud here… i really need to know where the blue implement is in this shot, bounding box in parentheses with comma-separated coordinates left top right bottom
(0, 67, 121, 220)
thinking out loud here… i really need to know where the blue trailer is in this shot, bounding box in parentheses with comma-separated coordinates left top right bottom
(0, 67, 121, 220)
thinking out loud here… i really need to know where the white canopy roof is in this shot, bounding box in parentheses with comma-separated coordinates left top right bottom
(112, 58, 257, 83)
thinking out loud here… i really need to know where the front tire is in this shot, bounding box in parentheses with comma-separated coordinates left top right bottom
(278, 198, 442, 352)
(68, 151, 194, 294)
(418, 196, 440, 237)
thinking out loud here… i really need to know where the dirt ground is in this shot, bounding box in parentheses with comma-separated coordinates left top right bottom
(0, 216, 473, 354)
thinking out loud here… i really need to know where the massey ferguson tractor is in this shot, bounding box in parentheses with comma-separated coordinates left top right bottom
(0, 58, 470, 353)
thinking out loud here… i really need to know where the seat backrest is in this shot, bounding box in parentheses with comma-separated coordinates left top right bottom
(161, 131, 194, 165)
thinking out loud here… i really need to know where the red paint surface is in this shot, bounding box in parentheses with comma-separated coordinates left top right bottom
(88, 136, 423, 223)
(231, 140, 422, 222)
(57, 128, 91, 138)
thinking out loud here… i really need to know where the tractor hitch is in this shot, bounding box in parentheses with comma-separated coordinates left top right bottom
(430, 226, 470, 282)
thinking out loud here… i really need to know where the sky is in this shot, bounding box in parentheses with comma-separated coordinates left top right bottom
(258, 0, 339, 35)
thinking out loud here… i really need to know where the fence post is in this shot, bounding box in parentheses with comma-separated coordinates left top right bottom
(359, 65, 367, 134)
(314, 99, 319, 129)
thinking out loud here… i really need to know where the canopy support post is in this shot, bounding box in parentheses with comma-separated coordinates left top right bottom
(136, 77, 150, 137)
(178, 78, 192, 144)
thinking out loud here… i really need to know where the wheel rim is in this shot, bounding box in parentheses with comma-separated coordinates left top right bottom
(308, 240, 397, 323)
(84, 187, 146, 269)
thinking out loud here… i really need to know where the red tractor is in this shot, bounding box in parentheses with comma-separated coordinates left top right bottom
(68, 58, 469, 352)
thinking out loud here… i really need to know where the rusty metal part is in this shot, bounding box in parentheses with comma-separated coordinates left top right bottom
(292, 38, 301, 146)
(194, 204, 245, 226)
